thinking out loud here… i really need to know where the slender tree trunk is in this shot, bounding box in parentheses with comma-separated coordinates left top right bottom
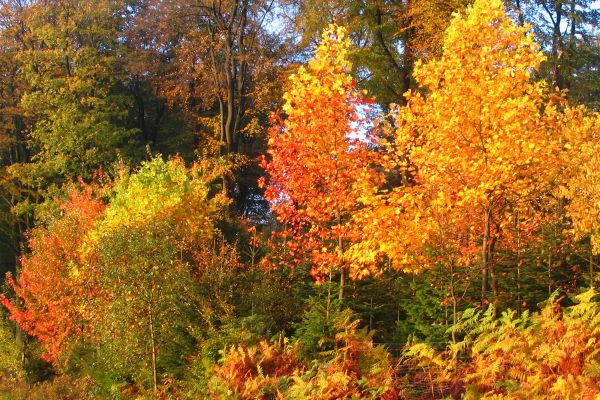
(590, 250, 595, 286)
(133, 83, 146, 141)
(326, 270, 332, 324)
(450, 262, 457, 344)
(369, 296, 373, 331)
(148, 304, 157, 393)
(549, 2, 564, 88)
(402, 33, 414, 100)
(516, 211, 521, 307)
(150, 101, 165, 145)
(515, 0, 525, 26)
(338, 215, 345, 302)
(374, 4, 406, 104)
(489, 234, 498, 301)
(548, 200, 559, 296)
(548, 249, 553, 296)
(481, 207, 491, 306)
(564, 0, 576, 90)
(339, 269, 345, 301)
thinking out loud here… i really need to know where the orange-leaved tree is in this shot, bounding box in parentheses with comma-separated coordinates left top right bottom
(350, 0, 565, 307)
(259, 25, 381, 299)
(1, 184, 106, 364)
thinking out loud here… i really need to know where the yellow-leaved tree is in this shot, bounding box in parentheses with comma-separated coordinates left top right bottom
(350, 0, 565, 309)
(560, 107, 600, 281)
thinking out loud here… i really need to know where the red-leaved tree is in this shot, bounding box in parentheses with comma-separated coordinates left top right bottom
(1, 184, 106, 364)
(259, 25, 381, 299)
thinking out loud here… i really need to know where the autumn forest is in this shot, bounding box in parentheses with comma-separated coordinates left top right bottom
(0, 0, 599, 398)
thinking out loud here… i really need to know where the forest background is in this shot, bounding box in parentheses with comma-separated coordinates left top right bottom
(0, 0, 600, 398)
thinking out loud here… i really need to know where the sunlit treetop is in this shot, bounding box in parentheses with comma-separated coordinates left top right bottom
(261, 24, 382, 282)
(87, 156, 228, 252)
(349, 0, 565, 273)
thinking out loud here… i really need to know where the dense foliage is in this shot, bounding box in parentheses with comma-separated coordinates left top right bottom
(0, 0, 599, 398)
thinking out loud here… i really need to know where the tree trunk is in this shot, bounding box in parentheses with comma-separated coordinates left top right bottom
(401, 14, 415, 101)
(515, 0, 525, 26)
(516, 211, 521, 307)
(374, 4, 407, 104)
(339, 268, 345, 301)
(148, 301, 158, 392)
(481, 207, 491, 306)
(132, 81, 146, 141)
(550, 1, 564, 88)
(150, 101, 165, 145)
(450, 262, 457, 344)
(337, 221, 344, 301)
(590, 250, 595, 286)
(489, 227, 499, 302)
